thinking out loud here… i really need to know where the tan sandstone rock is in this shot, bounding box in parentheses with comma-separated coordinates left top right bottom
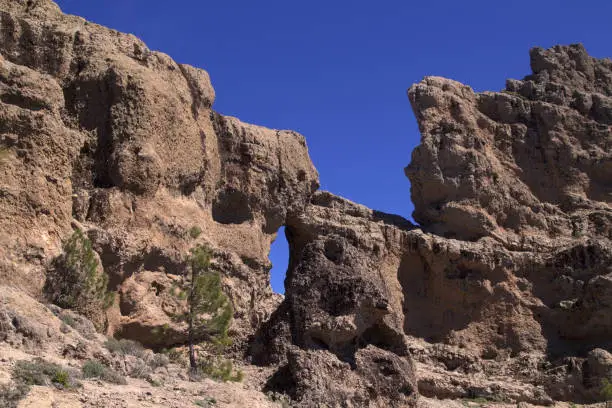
(1, 1, 612, 407)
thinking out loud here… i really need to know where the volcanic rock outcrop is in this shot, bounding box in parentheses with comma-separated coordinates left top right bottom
(0, 1, 611, 406)
(0, 0, 317, 346)
(252, 44, 612, 406)
(408, 45, 612, 247)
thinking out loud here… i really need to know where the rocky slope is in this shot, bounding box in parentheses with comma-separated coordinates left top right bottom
(0, 1, 611, 407)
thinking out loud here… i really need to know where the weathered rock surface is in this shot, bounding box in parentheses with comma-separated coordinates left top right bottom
(407, 44, 612, 247)
(1, 1, 612, 407)
(256, 186, 611, 404)
(401, 44, 612, 403)
(0, 285, 284, 408)
(252, 192, 419, 406)
(0, 0, 318, 348)
(252, 48, 612, 401)
(252, 44, 612, 405)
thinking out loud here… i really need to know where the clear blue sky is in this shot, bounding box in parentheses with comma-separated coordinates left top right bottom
(56, 0, 612, 294)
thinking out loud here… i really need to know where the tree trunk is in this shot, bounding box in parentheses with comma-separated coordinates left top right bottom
(188, 314, 197, 373)
(188, 342, 196, 373)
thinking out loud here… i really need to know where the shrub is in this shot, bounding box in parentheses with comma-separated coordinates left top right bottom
(82, 360, 127, 385)
(147, 377, 162, 387)
(198, 356, 243, 382)
(601, 378, 612, 400)
(129, 359, 152, 379)
(60, 314, 76, 327)
(59, 314, 76, 334)
(194, 398, 217, 407)
(44, 229, 114, 329)
(103, 368, 127, 385)
(82, 360, 105, 378)
(4, 359, 80, 406)
(52, 370, 70, 388)
(13, 359, 58, 386)
(12, 359, 79, 389)
(58, 312, 97, 339)
(104, 337, 169, 377)
(189, 226, 202, 239)
(266, 391, 293, 408)
(0, 382, 30, 408)
(104, 338, 146, 359)
(162, 347, 186, 365)
(0, 147, 11, 164)
(148, 353, 170, 369)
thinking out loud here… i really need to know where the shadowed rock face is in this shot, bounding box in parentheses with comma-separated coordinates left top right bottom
(1, 1, 612, 406)
(252, 47, 612, 405)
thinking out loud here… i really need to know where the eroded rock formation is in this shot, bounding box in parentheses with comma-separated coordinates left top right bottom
(253, 45, 612, 405)
(0, 0, 317, 348)
(0, 1, 611, 406)
(407, 45, 612, 247)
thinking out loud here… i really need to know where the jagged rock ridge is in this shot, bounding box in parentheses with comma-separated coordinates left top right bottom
(252, 45, 612, 406)
(0, 1, 611, 406)
(408, 45, 612, 247)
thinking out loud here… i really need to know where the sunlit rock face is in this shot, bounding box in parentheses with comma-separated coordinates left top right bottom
(254, 46, 612, 405)
(0, 0, 318, 347)
(2, 1, 612, 405)
(407, 44, 612, 247)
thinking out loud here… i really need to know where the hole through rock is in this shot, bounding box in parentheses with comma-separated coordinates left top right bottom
(269, 226, 289, 295)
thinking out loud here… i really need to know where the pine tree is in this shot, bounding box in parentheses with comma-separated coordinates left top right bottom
(44, 229, 114, 329)
(171, 244, 232, 373)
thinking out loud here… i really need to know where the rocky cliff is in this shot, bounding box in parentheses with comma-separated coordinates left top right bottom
(0, 0, 317, 347)
(0, 1, 611, 407)
(252, 44, 612, 406)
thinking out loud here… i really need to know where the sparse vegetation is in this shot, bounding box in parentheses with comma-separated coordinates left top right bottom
(82, 360, 127, 385)
(601, 378, 612, 401)
(189, 225, 203, 239)
(61, 312, 98, 339)
(44, 229, 114, 329)
(103, 337, 169, 382)
(53, 369, 70, 388)
(12, 358, 80, 390)
(194, 397, 217, 407)
(60, 314, 76, 327)
(129, 359, 152, 379)
(198, 356, 243, 382)
(0, 382, 30, 408)
(162, 347, 186, 365)
(147, 377, 163, 387)
(104, 338, 147, 359)
(148, 353, 170, 369)
(0, 146, 11, 164)
(461, 396, 497, 407)
(81, 359, 105, 378)
(266, 391, 293, 408)
(168, 244, 235, 377)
